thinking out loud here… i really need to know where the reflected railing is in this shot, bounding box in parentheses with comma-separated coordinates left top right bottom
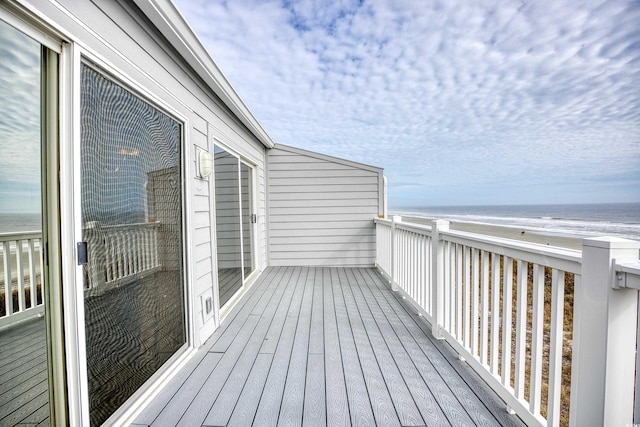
(84, 221, 161, 293)
(0, 231, 44, 330)
(0, 222, 162, 327)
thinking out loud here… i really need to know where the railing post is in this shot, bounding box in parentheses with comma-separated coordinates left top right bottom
(431, 220, 449, 339)
(570, 237, 640, 426)
(391, 215, 401, 291)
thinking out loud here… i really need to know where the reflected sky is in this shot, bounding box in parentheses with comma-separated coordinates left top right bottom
(0, 20, 41, 213)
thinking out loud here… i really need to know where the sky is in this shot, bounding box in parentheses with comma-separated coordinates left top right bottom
(0, 20, 41, 213)
(173, 0, 640, 207)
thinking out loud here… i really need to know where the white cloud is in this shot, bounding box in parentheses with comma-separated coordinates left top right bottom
(175, 0, 640, 205)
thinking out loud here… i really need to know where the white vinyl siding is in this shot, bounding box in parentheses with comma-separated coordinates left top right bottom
(267, 145, 384, 267)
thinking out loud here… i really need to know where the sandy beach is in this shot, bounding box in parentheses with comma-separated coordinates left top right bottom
(401, 215, 583, 250)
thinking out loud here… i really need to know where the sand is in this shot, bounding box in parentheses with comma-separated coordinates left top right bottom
(400, 215, 583, 251)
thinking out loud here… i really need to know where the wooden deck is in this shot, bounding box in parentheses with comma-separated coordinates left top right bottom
(0, 317, 49, 426)
(134, 266, 525, 427)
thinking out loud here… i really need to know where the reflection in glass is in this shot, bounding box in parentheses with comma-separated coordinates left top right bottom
(80, 64, 185, 426)
(0, 20, 50, 426)
(214, 146, 243, 307)
(241, 163, 253, 277)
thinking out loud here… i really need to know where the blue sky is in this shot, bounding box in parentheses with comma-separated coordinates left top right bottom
(174, 0, 640, 207)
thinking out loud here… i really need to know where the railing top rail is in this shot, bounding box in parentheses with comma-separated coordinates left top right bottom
(375, 217, 433, 234)
(374, 216, 582, 274)
(615, 260, 640, 275)
(0, 231, 42, 241)
(85, 221, 160, 231)
(441, 228, 582, 273)
(614, 259, 640, 290)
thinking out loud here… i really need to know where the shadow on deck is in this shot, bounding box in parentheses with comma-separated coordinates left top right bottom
(135, 266, 526, 427)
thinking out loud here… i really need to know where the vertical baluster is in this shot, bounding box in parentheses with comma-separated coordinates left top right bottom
(463, 246, 471, 350)
(501, 256, 514, 388)
(38, 237, 43, 299)
(471, 247, 480, 356)
(28, 239, 36, 308)
(421, 235, 427, 311)
(456, 243, 463, 341)
(514, 259, 528, 400)
(425, 235, 431, 314)
(490, 253, 501, 375)
(3, 241, 12, 316)
(125, 228, 132, 276)
(117, 232, 124, 279)
(16, 239, 25, 312)
(410, 232, 415, 299)
(480, 250, 490, 365)
(547, 269, 565, 427)
(530, 263, 545, 415)
(443, 240, 450, 332)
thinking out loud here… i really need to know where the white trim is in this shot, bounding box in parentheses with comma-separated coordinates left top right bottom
(131, 0, 275, 149)
(0, 1, 64, 52)
(63, 39, 89, 427)
(273, 143, 384, 173)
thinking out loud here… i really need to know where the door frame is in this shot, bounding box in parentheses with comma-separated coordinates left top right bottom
(0, 3, 68, 425)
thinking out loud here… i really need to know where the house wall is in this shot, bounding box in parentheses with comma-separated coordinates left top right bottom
(267, 145, 384, 267)
(29, 0, 268, 343)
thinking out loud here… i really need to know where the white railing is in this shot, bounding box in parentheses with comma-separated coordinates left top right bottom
(84, 221, 161, 291)
(0, 231, 45, 330)
(375, 216, 640, 427)
(1, 222, 161, 327)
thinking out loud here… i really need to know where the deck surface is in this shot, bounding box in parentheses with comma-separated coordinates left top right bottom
(0, 317, 50, 426)
(135, 266, 525, 427)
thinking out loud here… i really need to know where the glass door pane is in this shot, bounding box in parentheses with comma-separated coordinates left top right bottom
(80, 63, 186, 426)
(0, 20, 49, 426)
(214, 146, 243, 307)
(241, 163, 254, 278)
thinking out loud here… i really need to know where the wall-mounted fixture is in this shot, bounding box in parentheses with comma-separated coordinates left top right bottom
(196, 147, 213, 178)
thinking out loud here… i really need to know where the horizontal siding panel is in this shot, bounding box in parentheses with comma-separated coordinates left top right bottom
(269, 161, 364, 171)
(193, 227, 211, 245)
(270, 235, 375, 245)
(269, 191, 378, 201)
(269, 220, 374, 230)
(269, 206, 378, 216)
(194, 242, 211, 263)
(195, 257, 213, 279)
(269, 168, 376, 178)
(270, 198, 379, 208)
(193, 211, 211, 228)
(269, 227, 374, 238)
(269, 176, 378, 186)
(270, 184, 379, 194)
(269, 213, 376, 223)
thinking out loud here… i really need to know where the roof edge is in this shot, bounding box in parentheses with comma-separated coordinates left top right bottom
(273, 144, 384, 174)
(132, 0, 275, 149)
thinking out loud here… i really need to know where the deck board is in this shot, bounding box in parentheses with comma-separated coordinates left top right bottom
(0, 317, 49, 427)
(1, 266, 525, 427)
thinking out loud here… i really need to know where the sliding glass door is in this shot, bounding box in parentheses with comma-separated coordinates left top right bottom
(213, 145, 255, 309)
(79, 62, 186, 426)
(0, 19, 52, 427)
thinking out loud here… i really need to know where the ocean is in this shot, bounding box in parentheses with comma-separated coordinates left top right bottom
(2, 204, 640, 241)
(0, 213, 42, 233)
(392, 203, 640, 241)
